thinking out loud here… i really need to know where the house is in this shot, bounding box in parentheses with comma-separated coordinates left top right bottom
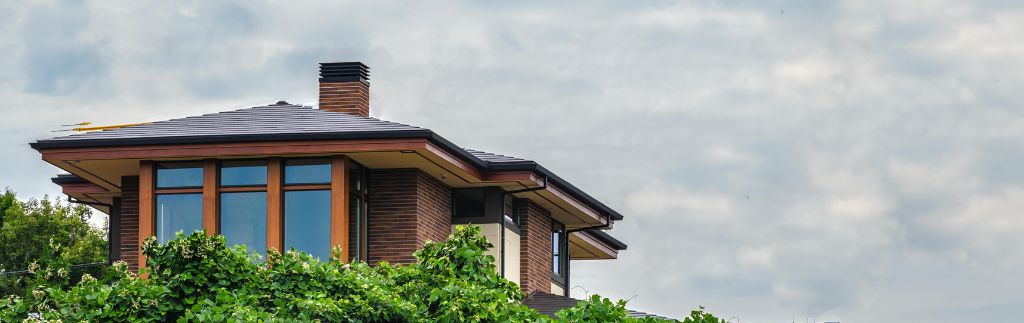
(29, 62, 626, 296)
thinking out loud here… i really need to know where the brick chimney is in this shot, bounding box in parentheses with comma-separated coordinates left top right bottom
(319, 62, 370, 117)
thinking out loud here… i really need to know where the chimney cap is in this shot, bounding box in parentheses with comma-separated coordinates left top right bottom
(319, 62, 369, 83)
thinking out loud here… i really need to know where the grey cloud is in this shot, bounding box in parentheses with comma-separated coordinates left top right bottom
(3, 1, 1024, 322)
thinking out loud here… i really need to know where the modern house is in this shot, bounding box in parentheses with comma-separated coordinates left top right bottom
(29, 62, 626, 296)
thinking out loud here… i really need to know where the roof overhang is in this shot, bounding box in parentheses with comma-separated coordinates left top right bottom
(35, 136, 617, 229)
(569, 230, 627, 260)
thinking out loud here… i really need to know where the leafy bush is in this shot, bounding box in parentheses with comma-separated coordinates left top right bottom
(0, 189, 107, 296)
(0, 225, 725, 322)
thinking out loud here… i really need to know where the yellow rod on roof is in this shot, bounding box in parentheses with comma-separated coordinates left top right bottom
(72, 122, 147, 132)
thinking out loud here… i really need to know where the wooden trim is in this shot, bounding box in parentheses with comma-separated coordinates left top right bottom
(59, 182, 110, 195)
(219, 186, 267, 192)
(39, 138, 427, 160)
(281, 184, 331, 191)
(153, 188, 203, 194)
(202, 159, 218, 236)
(266, 158, 283, 253)
(138, 161, 154, 273)
(423, 142, 484, 179)
(330, 155, 349, 262)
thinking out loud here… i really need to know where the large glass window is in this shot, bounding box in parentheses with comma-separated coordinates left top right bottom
(220, 192, 267, 255)
(284, 190, 331, 260)
(220, 160, 267, 186)
(284, 159, 331, 185)
(156, 194, 203, 243)
(156, 162, 203, 188)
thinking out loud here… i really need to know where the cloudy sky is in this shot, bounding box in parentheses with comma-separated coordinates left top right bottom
(3, 1, 1023, 321)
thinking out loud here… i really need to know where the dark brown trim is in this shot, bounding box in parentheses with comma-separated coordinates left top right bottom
(267, 158, 283, 252)
(138, 161, 154, 274)
(282, 184, 331, 191)
(331, 155, 349, 262)
(202, 159, 218, 235)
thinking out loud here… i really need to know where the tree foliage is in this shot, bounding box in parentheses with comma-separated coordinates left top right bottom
(0, 189, 107, 296)
(1, 224, 724, 322)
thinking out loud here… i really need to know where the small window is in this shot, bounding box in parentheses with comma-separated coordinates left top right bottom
(284, 159, 331, 185)
(552, 221, 567, 283)
(220, 160, 267, 186)
(452, 188, 485, 218)
(156, 162, 203, 188)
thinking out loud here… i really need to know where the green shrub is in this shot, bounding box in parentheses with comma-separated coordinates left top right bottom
(0, 225, 724, 322)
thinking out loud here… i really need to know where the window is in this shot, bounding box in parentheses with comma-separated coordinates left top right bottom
(452, 188, 485, 218)
(156, 162, 203, 188)
(220, 192, 267, 255)
(156, 194, 203, 243)
(283, 159, 332, 260)
(552, 221, 567, 283)
(220, 160, 267, 186)
(284, 159, 331, 185)
(348, 161, 369, 262)
(155, 162, 204, 243)
(219, 160, 268, 255)
(284, 190, 331, 259)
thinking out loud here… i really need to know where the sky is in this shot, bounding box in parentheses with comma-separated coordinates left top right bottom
(2, 1, 1023, 321)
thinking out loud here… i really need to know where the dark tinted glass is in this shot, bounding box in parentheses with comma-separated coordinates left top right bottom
(284, 190, 331, 259)
(284, 159, 331, 185)
(220, 192, 267, 255)
(156, 162, 203, 188)
(452, 188, 485, 218)
(156, 193, 203, 243)
(220, 160, 267, 186)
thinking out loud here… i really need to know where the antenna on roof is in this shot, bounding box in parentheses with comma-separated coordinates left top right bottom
(52, 122, 147, 133)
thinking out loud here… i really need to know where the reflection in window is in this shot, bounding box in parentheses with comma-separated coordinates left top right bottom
(220, 192, 267, 255)
(284, 159, 331, 185)
(156, 162, 203, 188)
(156, 193, 203, 244)
(220, 160, 267, 186)
(284, 190, 331, 259)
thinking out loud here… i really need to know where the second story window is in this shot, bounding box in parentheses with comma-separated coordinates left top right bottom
(219, 160, 268, 256)
(283, 158, 332, 259)
(552, 220, 567, 284)
(155, 162, 204, 244)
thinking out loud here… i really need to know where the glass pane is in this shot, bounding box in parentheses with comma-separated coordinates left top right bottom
(453, 188, 485, 218)
(156, 163, 203, 188)
(284, 159, 331, 184)
(220, 192, 267, 255)
(221, 161, 267, 186)
(156, 194, 203, 244)
(284, 190, 331, 259)
(553, 255, 560, 274)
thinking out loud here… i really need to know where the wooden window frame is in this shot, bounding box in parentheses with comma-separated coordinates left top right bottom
(138, 155, 353, 271)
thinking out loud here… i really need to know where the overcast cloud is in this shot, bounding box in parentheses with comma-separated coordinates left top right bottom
(3, 1, 1023, 322)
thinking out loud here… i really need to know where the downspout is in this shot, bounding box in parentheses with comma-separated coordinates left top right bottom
(499, 176, 548, 278)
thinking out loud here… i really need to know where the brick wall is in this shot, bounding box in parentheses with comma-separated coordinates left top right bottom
(319, 81, 370, 117)
(120, 176, 141, 271)
(519, 199, 553, 293)
(367, 169, 452, 265)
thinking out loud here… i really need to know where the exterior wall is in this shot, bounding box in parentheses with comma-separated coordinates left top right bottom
(120, 176, 141, 271)
(367, 169, 452, 265)
(519, 199, 553, 294)
(451, 223, 521, 285)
